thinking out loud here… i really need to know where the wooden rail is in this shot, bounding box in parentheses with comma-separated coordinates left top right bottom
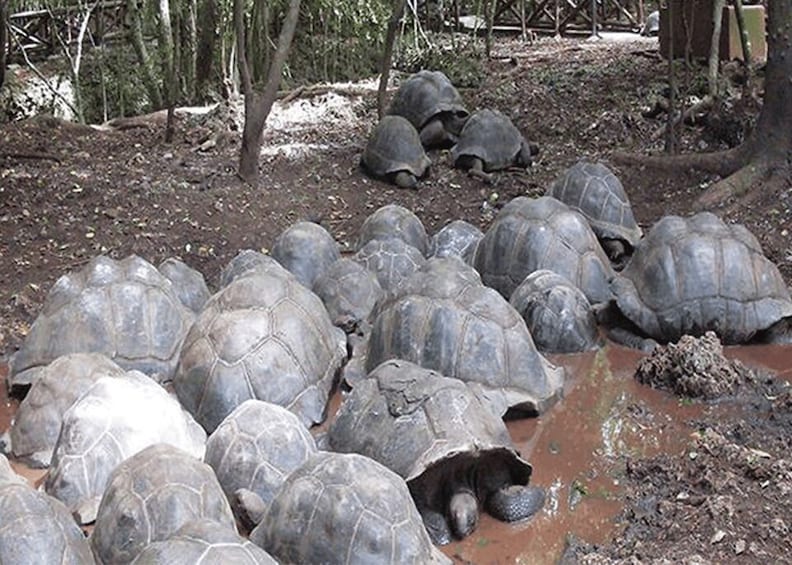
(6, 0, 127, 62)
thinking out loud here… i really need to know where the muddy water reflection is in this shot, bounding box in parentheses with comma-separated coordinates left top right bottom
(441, 343, 792, 564)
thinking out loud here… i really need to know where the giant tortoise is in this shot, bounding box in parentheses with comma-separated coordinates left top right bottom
(361, 115, 431, 189)
(250, 451, 451, 564)
(451, 109, 536, 182)
(548, 160, 643, 266)
(329, 360, 545, 544)
(91, 444, 236, 565)
(360, 257, 564, 417)
(354, 237, 427, 292)
(606, 212, 792, 349)
(510, 270, 600, 353)
(130, 519, 277, 564)
(270, 221, 340, 289)
(6, 352, 124, 468)
(387, 69, 469, 148)
(204, 399, 317, 529)
(175, 267, 347, 432)
(44, 370, 207, 524)
(9, 254, 194, 388)
(474, 196, 616, 304)
(356, 203, 429, 256)
(0, 454, 95, 564)
(312, 258, 384, 335)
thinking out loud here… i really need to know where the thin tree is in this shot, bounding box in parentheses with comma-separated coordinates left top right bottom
(158, 0, 177, 140)
(614, 0, 792, 210)
(0, 0, 7, 91)
(377, 0, 407, 119)
(236, 0, 301, 184)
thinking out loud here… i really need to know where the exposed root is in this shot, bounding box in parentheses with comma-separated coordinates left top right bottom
(610, 145, 748, 177)
(694, 159, 773, 210)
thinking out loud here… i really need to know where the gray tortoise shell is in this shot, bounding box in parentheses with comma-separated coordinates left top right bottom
(428, 219, 483, 264)
(313, 258, 384, 332)
(364, 257, 564, 416)
(44, 370, 207, 524)
(0, 455, 95, 564)
(271, 221, 341, 289)
(130, 518, 277, 564)
(354, 238, 427, 293)
(356, 204, 429, 256)
(510, 270, 600, 353)
(329, 360, 532, 486)
(451, 109, 528, 172)
(9, 254, 195, 388)
(175, 268, 347, 432)
(362, 115, 431, 180)
(387, 69, 468, 132)
(613, 212, 792, 344)
(9, 352, 125, 468)
(204, 399, 317, 520)
(250, 451, 451, 565)
(474, 196, 616, 304)
(548, 160, 643, 246)
(91, 444, 236, 565)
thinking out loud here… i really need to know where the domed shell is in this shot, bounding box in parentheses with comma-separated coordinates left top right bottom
(0, 455, 95, 564)
(329, 360, 532, 486)
(175, 269, 347, 432)
(510, 270, 600, 353)
(612, 212, 792, 344)
(387, 69, 468, 133)
(44, 370, 207, 524)
(131, 519, 277, 564)
(250, 451, 450, 565)
(91, 444, 236, 565)
(474, 196, 615, 304)
(270, 221, 340, 289)
(9, 254, 194, 388)
(362, 116, 431, 182)
(9, 352, 125, 468)
(356, 204, 429, 256)
(354, 238, 427, 292)
(312, 258, 384, 333)
(204, 400, 317, 523)
(219, 250, 288, 288)
(548, 160, 643, 248)
(428, 219, 483, 264)
(451, 109, 530, 172)
(158, 257, 211, 313)
(364, 257, 564, 416)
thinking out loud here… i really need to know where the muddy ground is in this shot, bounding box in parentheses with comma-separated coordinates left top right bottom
(1, 35, 791, 563)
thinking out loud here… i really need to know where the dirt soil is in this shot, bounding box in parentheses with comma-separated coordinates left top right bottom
(1, 35, 791, 563)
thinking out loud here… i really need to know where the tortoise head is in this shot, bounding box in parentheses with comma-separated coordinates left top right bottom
(448, 488, 479, 539)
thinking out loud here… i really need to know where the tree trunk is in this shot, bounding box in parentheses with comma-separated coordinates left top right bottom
(195, 0, 218, 97)
(158, 0, 177, 141)
(0, 0, 7, 91)
(733, 0, 752, 66)
(614, 0, 792, 210)
(377, 0, 407, 119)
(237, 0, 301, 184)
(708, 0, 725, 98)
(127, 0, 164, 109)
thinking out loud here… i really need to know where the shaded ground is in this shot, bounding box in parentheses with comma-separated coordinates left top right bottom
(1, 35, 791, 563)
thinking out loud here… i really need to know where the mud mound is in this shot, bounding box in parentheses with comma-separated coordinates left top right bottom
(634, 332, 754, 399)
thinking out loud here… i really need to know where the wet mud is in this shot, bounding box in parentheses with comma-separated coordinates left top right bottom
(1, 341, 790, 563)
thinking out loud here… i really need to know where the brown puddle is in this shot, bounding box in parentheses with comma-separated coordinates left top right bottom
(0, 342, 790, 563)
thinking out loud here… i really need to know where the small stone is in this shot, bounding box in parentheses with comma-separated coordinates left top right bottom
(710, 530, 726, 544)
(735, 539, 747, 554)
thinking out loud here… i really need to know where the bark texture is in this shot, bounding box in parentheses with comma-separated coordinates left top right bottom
(237, 0, 301, 184)
(614, 0, 792, 209)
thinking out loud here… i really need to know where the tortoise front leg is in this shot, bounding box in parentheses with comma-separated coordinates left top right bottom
(467, 158, 494, 184)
